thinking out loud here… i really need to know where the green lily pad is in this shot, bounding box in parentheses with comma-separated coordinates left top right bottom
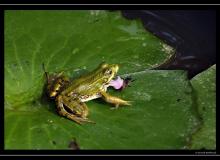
(5, 10, 200, 149)
(190, 65, 216, 149)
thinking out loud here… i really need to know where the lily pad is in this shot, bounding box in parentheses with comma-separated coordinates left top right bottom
(5, 10, 200, 149)
(190, 65, 216, 149)
(5, 10, 174, 107)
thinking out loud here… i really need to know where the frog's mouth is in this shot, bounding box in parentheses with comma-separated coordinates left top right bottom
(112, 75, 119, 80)
(115, 64, 119, 73)
(113, 64, 119, 77)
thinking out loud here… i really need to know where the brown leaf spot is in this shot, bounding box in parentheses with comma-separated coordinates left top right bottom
(68, 138, 80, 150)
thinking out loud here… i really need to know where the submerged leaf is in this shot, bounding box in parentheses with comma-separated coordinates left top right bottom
(190, 65, 216, 149)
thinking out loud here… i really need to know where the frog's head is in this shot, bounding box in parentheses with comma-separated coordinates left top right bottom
(98, 63, 119, 83)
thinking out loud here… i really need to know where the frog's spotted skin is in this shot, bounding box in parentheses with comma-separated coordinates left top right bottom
(45, 63, 131, 124)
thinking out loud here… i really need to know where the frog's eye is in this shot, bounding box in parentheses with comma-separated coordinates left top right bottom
(105, 69, 112, 75)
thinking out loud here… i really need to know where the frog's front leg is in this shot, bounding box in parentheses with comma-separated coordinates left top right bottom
(56, 95, 94, 124)
(100, 91, 131, 109)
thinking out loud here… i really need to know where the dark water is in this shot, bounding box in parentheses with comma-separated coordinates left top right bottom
(121, 10, 216, 79)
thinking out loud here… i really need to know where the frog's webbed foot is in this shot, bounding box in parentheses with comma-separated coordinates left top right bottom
(56, 95, 95, 124)
(100, 91, 132, 109)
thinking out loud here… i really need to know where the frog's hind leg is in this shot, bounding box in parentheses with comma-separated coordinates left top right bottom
(100, 91, 132, 109)
(62, 97, 90, 119)
(56, 95, 94, 124)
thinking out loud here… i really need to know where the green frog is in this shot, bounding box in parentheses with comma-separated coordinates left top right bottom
(44, 63, 131, 124)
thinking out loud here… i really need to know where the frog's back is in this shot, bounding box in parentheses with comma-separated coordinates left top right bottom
(66, 79, 105, 102)
(61, 71, 104, 96)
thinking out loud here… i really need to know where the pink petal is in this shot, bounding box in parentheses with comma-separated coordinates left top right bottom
(109, 76, 124, 90)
